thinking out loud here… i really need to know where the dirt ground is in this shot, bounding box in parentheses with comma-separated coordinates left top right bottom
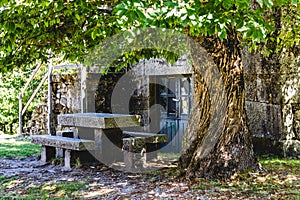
(0, 156, 207, 199)
(2, 156, 297, 199)
(0, 133, 299, 199)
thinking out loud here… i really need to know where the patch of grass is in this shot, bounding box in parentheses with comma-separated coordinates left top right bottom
(1, 178, 88, 199)
(0, 175, 8, 192)
(0, 134, 40, 159)
(259, 156, 300, 173)
(0, 175, 6, 181)
(191, 157, 300, 199)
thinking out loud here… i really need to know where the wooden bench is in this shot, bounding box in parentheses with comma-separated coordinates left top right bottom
(31, 135, 95, 169)
(122, 131, 168, 171)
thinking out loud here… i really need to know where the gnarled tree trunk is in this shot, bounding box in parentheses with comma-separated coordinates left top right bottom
(179, 31, 258, 179)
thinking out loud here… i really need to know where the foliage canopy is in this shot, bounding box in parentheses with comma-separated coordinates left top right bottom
(0, 0, 299, 71)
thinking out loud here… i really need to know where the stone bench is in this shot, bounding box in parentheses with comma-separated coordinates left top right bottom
(122, 131, 168, 172)
(31, 135, 95, 169)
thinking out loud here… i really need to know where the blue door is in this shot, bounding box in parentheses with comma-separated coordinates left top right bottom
(155, 75, 193, 153)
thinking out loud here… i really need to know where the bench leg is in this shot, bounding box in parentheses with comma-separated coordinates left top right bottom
(56, 148, 64, 158)
(64, 149, 72, 169)
(56, 129, 77, 159)
(64, 150, 87, 169)
(123, 138, 146, 172)
(41, 146, 55, 162)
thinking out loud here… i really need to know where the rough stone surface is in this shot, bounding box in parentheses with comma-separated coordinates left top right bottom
(243, 44, 300, 157)
(292, 103, 300, 140)
(252, 137, 283, 156)
(244, 73, 282, 104)
(41, 146, 55, 162)
(123, 131, 168, 143)
(93, 128, 124, 164)
(58, 113, 140, 129)
(283, 140, 300, 158)
(31, 135, 95, 151)
(280, 52, 300, 157)
(95, 73, 125, 113)
(123, 137, 146, 172)
(122, 132, 168, 171)
(245, 101, 282, 140)
(25, 73, 81, 135)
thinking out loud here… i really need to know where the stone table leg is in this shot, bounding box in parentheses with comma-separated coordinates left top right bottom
(75, 127, 99, 165)
(94, 128, 123, 164)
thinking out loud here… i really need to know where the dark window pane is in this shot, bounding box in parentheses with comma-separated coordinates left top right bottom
(168, 97, 176, 114)
(159, 96, 167, 112)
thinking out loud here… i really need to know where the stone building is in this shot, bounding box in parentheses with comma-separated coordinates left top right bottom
(83, 57, 193, 153)
(27, 52, 300, 156)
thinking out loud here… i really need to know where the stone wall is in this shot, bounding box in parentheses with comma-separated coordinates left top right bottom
(94, 64, 152, 132)
(243, 46, 300, 158)
(25, 73, 81, 135)
(242, 47, 284, 156)
(281, 52, 300, 157)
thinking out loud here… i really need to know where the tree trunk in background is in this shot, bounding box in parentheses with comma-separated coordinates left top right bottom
(10, 124, 13, 134)
(178, 30, 258, 179)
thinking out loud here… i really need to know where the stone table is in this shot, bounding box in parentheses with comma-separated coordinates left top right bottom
(57, 113, 140, 164)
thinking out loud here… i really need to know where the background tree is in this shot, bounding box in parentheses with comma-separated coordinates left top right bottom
(0, 64, 47, 134)
(0, 0, 298, 178)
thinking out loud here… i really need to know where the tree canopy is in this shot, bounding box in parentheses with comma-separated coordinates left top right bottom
(0, 0, 299, 70)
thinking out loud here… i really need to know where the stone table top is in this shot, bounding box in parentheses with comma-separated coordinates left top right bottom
(58, 113, 141, 129)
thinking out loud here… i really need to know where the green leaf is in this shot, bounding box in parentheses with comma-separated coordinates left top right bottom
(164, 2, 178, 7)
(253, 29, 264, 42)
(57, 1, 64, 11)
(218, 29, 227, 40)
(180, 14, 188, 21)
(75, 13, 80, 21)
(263, 0, 273, 8)
(5, 22, 15, 32)
(91, 31, 96, 40)
(237, 25, 249, 32)
(257, 0, 263, 7)
(115, 3, 126, 10)
(6, 40, 12, 52)
(135, 9, 146, 21)
(292, 0, 297, 6)
(246, 28, 254, 38)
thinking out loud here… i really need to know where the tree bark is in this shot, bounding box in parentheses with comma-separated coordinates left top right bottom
(178, 30, 258, 179)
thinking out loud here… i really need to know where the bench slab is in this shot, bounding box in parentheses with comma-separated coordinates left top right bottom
(31, 135, 95, 151)
(123, 131, 168, 143)
(122, 131, 168, 172)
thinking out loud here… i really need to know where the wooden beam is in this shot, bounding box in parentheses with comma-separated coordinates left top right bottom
(47, 53, 53, 135)
(53, 64, 81, 69)
(22, 73, 48, 115)
(21, 62, 42, 96)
